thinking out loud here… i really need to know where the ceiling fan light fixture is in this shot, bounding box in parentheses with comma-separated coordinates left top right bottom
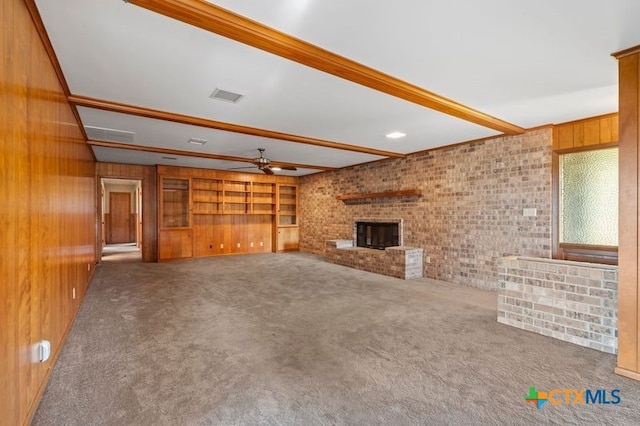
(385, 131, 407, 139)
(188, 138, 208, 146)
(270, 166, 282, 171)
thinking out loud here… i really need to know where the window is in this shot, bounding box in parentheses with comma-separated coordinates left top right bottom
(554, 146, 618, 264)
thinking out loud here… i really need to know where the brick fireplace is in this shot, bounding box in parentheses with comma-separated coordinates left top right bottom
(325, 218, 423, 279)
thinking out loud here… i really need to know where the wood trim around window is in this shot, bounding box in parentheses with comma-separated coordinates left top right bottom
(558, 244, 618, 265)
(552, 144, 619, 265)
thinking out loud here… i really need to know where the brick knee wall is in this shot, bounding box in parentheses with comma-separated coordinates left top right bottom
(498, 256, 618, 354)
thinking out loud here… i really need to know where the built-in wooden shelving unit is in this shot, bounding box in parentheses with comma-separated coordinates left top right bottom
(157, 165, 298, 260)
(336, 189, 422, 201)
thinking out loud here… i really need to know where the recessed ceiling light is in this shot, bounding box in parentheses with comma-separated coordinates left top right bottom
(385, 132, 407, 139)
(188, 138, 208, 146)
(210, 88, 244, 104)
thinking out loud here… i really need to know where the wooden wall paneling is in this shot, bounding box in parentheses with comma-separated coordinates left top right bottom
(556, 126, 574, 150)
(583, 119, 600, 146)
(231, 215, 247, 254)
(104, 213, 111, 244)
(3, 0, 98, 423)
(192, 215, 206, 257)
(600, 115, 614, 143)
(553, 113, 619, 151)
(258, 215, 273, 253)
(130, 213, 137, 242)
(614, 47, 640, 381)
(210, 215, 223, 254)
(572, 122, 585, 147)
(1, 0, 21, 422)
(221, 215, 232, 254)
(245, 215, 269, 253)
(247, 217, 259, 253)
(193, 214, 219, 257)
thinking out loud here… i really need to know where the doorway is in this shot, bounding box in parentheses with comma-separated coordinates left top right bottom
(101, 178, 142, 262)
(109, 192, 131, 243)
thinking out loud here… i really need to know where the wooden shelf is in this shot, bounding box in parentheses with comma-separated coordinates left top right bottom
(336, 189, 422, 201)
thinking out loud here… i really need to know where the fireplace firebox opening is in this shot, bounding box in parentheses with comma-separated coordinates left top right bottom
(356, 222, 400, 250)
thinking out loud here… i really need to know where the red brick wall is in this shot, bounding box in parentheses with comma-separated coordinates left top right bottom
(299, 129, 552, 290)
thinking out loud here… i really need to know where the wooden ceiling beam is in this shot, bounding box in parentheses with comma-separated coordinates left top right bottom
(125, 0, 525, 135)
(69, 95, 403, 158)
(87, 139, 336, 171)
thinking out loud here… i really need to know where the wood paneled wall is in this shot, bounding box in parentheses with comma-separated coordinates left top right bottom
(614, 46, 640, 381)
(553, 113, 619, 150)
(96, 163, 158, 262)
(193, 214, 273, 256)
(1, 0, 97, 424)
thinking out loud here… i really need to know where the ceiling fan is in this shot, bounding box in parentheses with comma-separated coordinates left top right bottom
(230, 148, 297, 175)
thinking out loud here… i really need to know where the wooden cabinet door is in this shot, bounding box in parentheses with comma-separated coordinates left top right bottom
(159, 229, 193, 260)
(277, 227, 299, 252)
(276, 184, 298, 252)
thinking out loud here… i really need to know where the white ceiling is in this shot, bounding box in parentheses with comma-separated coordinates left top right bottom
(35, 0, 640, 176)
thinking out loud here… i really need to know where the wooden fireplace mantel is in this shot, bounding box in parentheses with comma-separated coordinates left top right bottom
(336, 189, 421, 201)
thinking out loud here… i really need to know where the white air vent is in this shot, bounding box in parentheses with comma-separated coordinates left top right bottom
(210, 88, 244, 104)
(84, 126, 135, 143)
(188, 138, 208, 146)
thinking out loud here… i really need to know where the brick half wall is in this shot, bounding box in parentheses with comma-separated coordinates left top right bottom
(498, 256, 618, 354)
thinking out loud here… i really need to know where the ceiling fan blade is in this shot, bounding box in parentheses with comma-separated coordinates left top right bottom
(228, 166, 256, 170)
(280, 166, 297, 171)
(262, 167, 274, 175)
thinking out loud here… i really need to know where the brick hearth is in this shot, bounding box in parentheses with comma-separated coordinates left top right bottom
(325, 239, 423, 280)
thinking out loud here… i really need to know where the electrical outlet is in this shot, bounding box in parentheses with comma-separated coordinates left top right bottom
(237, 243, 241, 248)
(523, 208, 537, 217)
(87, 263, 90, 271)
(250, 242, 254, 247)
(259, 241, 263, 247)
(72, 288, 76, 300)
(220, 243, 224, 249)
(32, 340, 51, 363)
(426, 256, 431, 264)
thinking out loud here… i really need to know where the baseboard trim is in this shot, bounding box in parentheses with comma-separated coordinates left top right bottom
(614, 366, 640, 381)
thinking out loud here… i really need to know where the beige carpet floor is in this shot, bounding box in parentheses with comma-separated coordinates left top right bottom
(34, 253, 639, 425)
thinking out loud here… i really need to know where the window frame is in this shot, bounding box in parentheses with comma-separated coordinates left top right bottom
(552, 142, 619, 265)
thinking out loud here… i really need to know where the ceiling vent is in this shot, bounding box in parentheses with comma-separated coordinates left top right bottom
(210, 88, 244, 104)
(84, 126, 135, 143)
(188, 138, 208, 146)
